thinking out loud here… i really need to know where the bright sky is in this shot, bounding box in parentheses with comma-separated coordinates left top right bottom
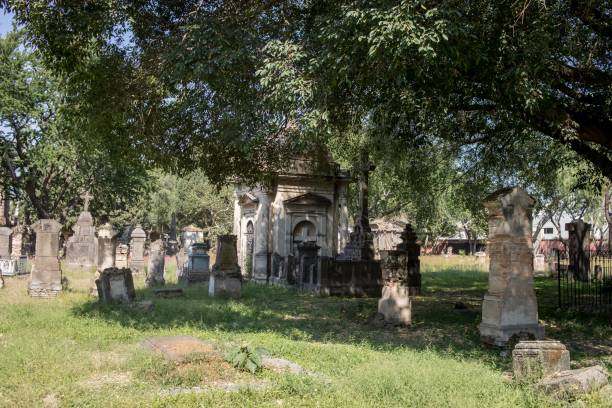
(0, 11, 15, 36)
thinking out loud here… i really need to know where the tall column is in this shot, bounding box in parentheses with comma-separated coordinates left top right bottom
(129, 225, 146, 274)
(336, 182, 350, 254)
(253, 191, 270, 283)
(29, 219, 63, 298)
(479, 187, 544, 346)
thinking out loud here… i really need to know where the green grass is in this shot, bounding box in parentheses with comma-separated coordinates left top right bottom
(0, 257, 609, 407)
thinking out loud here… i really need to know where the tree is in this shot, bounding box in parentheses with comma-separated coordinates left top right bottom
(0, 30, 148, 223)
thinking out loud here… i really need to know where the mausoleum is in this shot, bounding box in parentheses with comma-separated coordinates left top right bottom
(233, 156, 351, 283)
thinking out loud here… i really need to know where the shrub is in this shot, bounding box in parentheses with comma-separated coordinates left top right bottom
(224, 345, 266, 374)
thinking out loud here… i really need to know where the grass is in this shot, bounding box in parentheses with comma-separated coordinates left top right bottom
(0, 256, 609, 407)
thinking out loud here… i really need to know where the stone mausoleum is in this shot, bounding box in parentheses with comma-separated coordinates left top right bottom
(233, 156, 351, 284)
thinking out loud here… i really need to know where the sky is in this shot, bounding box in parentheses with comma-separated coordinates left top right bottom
(0, 11, 14, 36)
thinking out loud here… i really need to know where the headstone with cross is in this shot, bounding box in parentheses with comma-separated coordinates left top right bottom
(65, 191, 98, 270)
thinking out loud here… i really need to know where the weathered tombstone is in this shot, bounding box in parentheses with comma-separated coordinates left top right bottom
(396, 224, 421, 295)
(184, 241, 211, 284)
(129, 225, 146, 274)
(146, 237, 165, 287)
(11, 225, 23, 258)
(378, 250, 411, 326)
(0, 226, 11, 258)
(115, 244, 130, 268)
(95, 267, 136, 303)
(479, 187, 544, 346)
(209, 235, 242, 298)
(29, 219, 63, 298)
(512, 341, 570, 380)
(539, 365, 609, 395)
(65, 192, 98, 270)
(92, 223, 118, 296)
(533, 254, 547, 275)
(567, 220, 591, 282)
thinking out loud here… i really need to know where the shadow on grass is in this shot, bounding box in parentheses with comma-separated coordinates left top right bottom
(70, 270, 611, 370)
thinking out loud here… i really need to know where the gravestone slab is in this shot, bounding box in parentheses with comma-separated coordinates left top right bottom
(479, 187, 544, 346)
(209, 235, 242, 298)
(513, 341, 570, 380)
(129, 225, 146, 274)
(0, 226, 11, 258)
(65, 210, 98, 270)
(10, 225, 24, 258)
(95, 267, 135, 303)
(185, 241, 211, 284)
(97, 223, 118, 272)
(540, 365, 608, 395)
(29, 219, 63, 297)
(142, 336, 218, 362)
(378, 250, 412, 326)
(146, 238, 165, 287)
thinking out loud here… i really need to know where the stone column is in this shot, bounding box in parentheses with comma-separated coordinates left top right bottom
(29, 219, 63, 298)
(567, 220, 591, 282)
(253, 193, 270, 283)
(93, 223, 118, 296)
(479, 187, 544, 346)
(0, 226, 11, 258)
(129, 225, 146, 273)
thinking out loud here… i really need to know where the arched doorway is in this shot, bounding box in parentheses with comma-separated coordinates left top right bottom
(292, 220, 316, 255)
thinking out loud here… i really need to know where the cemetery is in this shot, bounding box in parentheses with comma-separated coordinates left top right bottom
(0, 2, 611, 407)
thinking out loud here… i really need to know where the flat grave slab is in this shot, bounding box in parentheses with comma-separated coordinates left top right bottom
(153, 287, 184, 298)
(142, 335, 218, 362)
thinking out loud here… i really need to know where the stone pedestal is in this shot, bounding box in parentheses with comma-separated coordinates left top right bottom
(146, 239, 165, 287)
(129, 225, 146, 273)
(378, 284, 412, 326)
(209, 235, 242, 298)
(0, 226, 11, 258)
(29, 219, 63, 298)
(65, 211, 97, 270)
(513, 341, 570, 380)
(95, 267, 136, 303)
(479, 187, 544, 346)
(185, 241, 210, 284)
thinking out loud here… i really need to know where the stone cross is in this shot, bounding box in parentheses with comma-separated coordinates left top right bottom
(81, 191, 94, 212)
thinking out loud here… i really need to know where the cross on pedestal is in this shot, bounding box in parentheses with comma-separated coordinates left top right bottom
(81, 191, 94, 212)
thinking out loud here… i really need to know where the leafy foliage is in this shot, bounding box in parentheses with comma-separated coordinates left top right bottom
(224, 345, 266, 374)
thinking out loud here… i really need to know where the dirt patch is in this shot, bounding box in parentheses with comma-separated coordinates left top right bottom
(142, 336, 219, 362)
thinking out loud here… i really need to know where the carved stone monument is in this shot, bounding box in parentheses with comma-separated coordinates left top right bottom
(146, 238, 165, 287)
(567, 220, 591, 282)
(129, 225, 146, 273)
(115, 244, 130, 268)
(378, 250, 411, 326)
(11, 225, 23, 258)
(29, 219, 63, 297)
(184, 241, 211, 284)
(209, 235, 242, 298)
(95, 267, 136, 303)
(91, 223, 119, 296)
(65, 192, 98, 270)
(479, 187, 544, 346)
(512, 341, 570, 380)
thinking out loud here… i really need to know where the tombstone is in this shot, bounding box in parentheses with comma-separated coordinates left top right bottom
(0, 226, 11, 258)
(65, 192, 98, 270)
(146, 238, 165, 287)
(567, 221, 591, 282)
(184, 241, 211, 284)
(512, 341, 570, 380)
(129, 225, 146, 274)
(378, 250, 411, 326)
(396, 224, 421, 295)
(10, 225, 23, 258)
(533, 254, 547, 275)
(479, 187, 544, 346)
(97, 224, 118, 272)
(115, 244, 130, 268)
(29, 219, 63, 298)
(209, 235, 242, 298)
(95, 267, 136, 303)
(296, 241, 320, 290)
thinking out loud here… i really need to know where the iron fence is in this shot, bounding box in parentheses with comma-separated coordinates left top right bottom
(557, 251, 612, 314)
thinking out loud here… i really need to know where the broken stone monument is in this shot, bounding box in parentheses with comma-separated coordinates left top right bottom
(539, 365, 609, 395)
(567, 220, 591, 282)
(115, 243, 129, 268)
(129, 225, 146, 274)
(479, 187, 544, 346)
(65, 192, 98, 270)
(92, 223, 119, 296)
(378, 250, 411, 326)
(184, 241, 210, 284)
(512, 341, 570, 380)
(146, 236, 165, 287)
(29, 219, 63, 297)
(95, 267, 136, 303)
(209, 235, 242, 298)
